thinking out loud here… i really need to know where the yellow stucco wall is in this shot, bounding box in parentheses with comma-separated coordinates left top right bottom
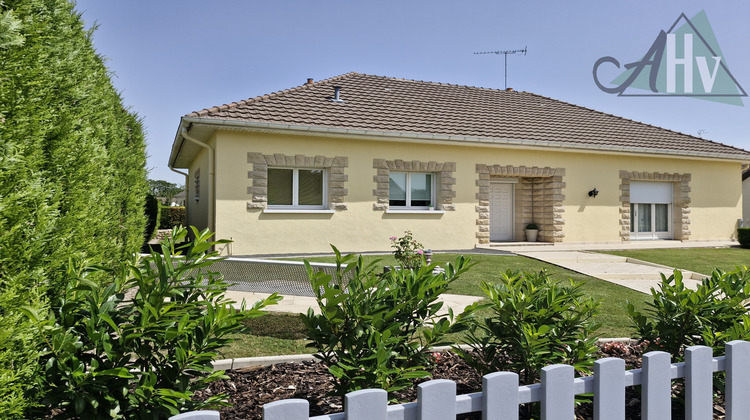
(186, 140, 212, 232)
(743, 178, 750, 221)
(687, 160, 742, 238)
(205, 130, 743, 255)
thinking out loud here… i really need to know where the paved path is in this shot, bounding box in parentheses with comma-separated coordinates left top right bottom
(227, 240, 735, 308)
(512, 250, 707, 293)
(224, 290, 483, 315)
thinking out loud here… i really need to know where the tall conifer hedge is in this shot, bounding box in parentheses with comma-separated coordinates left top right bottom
(0, 0, 148, 415)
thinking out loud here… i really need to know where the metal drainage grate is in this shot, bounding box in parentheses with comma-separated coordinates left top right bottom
(210, 257, 347, 297)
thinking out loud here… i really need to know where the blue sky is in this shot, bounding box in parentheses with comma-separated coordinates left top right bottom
(73, 1, 750, 185)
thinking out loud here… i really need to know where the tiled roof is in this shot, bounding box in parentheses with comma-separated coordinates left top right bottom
(186, 72, 750, 159)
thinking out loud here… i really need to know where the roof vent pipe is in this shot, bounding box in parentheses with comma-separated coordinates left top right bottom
(330, 86, 344, 103)
(306, 78, 313, 84)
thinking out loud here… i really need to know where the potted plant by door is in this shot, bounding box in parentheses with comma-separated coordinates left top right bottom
(525, 223, 539, 242)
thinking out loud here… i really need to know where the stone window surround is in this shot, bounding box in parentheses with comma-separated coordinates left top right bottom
(619, 170, 690, 241)
(246, 152, 348, 211)
(372, 159, 456, 211)
(475, 165, 566, 244)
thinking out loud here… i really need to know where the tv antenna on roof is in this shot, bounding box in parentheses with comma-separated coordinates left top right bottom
(474, 47, 527, 90)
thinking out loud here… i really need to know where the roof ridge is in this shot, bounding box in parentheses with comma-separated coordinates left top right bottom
(360, 73, 504, 92)
(188, 72, 360, 117)
(188, 72, 513, 118)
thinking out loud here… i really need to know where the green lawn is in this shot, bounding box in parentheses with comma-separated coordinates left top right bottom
(218, 313, 310, 360)
(219, 252, 651, 358)
(219, 247, 750, 360)
(302, 253, 648, 338)
(600, 247, 750, 275)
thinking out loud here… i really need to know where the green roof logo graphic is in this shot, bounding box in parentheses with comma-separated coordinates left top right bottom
(593, 11, 746, 106)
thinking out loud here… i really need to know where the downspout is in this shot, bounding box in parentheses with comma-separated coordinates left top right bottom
(169, 166, 189, 226)
(180, 128, 215, 236)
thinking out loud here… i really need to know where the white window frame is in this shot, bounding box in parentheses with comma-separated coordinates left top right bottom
(629, 181, 673, 240)
(267, 167, 328, 210)
(389, 172, 436, 210)
(630, 203, 672, 240)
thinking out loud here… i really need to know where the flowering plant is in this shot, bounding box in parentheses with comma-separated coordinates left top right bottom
(390, 230, 424, 269)
(600, 341, 629, 356)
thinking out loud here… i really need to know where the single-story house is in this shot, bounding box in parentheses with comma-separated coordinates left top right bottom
(171, 190, 187, 207)
(168, 72, 750, 255)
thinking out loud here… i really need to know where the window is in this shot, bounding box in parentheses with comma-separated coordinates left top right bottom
(629, 181, 672, 239)
(630, 203, 671, 239)
(389, 172, 434, 208)
(268, 168, 326, 209)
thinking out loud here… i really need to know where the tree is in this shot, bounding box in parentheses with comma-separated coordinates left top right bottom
(0, 0, 148, 415)
(148, 179, 184, 203)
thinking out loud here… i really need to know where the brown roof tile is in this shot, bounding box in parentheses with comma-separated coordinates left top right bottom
(185, 72, 750, 159)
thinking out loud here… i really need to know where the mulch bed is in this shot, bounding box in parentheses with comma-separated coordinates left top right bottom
(196, 343, 726, 419)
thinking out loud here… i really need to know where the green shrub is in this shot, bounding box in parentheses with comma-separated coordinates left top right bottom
(24, 227, 280, 418)
(1, 0, 148, 414)
(0, 0, 148, 298)
(144, 194, 160, 242)
(738, 228, 750, 249)
(627, 268, 750, 359)
(0, 143, 56, 417)
(301, 247, 477, 397)
(160, 206, 186, 230)
(456, 270, 601, 385)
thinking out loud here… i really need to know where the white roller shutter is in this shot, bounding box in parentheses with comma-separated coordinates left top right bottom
(630, 181, 672, 204)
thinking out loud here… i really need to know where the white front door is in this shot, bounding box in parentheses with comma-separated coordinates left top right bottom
(490, 183, 514, 241)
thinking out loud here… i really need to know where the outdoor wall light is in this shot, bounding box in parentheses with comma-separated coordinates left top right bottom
(588, 188, 599, 198)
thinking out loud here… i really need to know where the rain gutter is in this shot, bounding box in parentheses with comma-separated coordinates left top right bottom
(179, 116, 750, 163)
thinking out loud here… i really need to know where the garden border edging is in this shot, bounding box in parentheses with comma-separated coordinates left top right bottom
(212, 338, 634, 371)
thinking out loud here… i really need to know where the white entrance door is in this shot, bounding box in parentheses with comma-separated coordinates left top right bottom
(490, 183, 514, 241)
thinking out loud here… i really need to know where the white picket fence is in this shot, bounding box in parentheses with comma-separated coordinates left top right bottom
(172, 341, 750, 420)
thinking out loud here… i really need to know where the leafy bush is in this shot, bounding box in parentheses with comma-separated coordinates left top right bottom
(457, 270, 601, 385)
(144, 193, 160, 242)
(1, 0, 148, 297)
(301, 247, 477, 397)
(160, 206, 186, 230)
(738, 228, 750, 249)
(1, 0, 148, 414)
(627, 268, 750, 359)
(24, 227, 280, 418)
(389, 230, 424, 269)
(0, 143, 56, 418)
